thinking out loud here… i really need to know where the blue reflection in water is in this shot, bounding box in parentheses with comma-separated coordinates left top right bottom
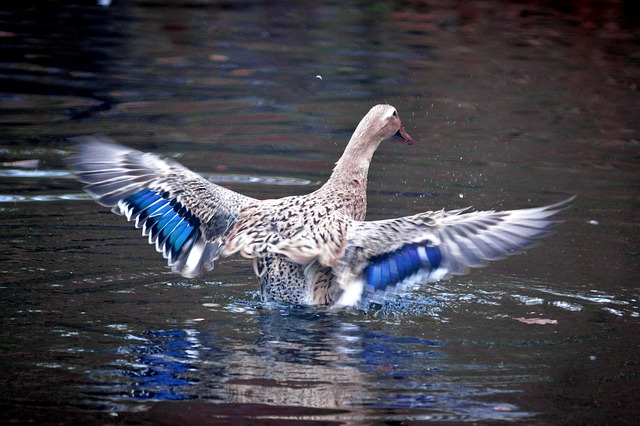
(359, 332, 444, 380)
(124, 330, 199, 401)
(353, 331, 526, 419)
(95, 328, 226, 404)
(356, 332, 450, 409)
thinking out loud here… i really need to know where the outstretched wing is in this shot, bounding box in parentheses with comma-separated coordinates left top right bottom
(69, 136, 256, 278)
(333, 197, 574, 306)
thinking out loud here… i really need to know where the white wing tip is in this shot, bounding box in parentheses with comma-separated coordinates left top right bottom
(334, 278, 365, 307)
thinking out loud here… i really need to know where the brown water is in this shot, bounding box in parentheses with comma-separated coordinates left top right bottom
(1, 1, 639, 424)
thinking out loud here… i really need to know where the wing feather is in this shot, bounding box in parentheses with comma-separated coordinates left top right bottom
(334, 197, 574, 306)
(69, 136, 255, 278)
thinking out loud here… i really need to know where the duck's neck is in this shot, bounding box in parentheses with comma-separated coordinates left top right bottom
(327, 126, 382, 191)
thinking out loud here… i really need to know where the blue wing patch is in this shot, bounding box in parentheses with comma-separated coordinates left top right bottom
(120, 188, 201, 264)
(363, 242, 443, 293)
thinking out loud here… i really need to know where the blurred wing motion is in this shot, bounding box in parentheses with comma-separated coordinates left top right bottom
(334, 197, 574, 306)
(69, 137, 255, 278)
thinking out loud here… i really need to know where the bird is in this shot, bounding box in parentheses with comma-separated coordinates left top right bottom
(69, 104, 573, 308)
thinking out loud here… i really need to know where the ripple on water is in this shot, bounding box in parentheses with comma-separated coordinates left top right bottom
(0, 169, 69, 178)
(0, 169, 315, 204)
(0, 193, 93, 203)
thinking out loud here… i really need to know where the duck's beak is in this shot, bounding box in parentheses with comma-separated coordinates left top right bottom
(395, 125, 414, 145)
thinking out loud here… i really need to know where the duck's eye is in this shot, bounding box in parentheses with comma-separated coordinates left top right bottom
(392, 110, 398, 117)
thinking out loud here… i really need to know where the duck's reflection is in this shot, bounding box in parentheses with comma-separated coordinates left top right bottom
(86, 307, 529, 421)
(222, 308, 368, 409)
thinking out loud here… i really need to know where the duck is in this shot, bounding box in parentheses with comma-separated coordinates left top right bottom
(69, 104, 572, 307)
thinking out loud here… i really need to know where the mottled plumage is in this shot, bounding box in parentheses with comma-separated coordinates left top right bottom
(69, 104, 572, 308)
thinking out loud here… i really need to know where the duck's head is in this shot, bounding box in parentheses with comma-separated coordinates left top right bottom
(362, 104, 414, 145)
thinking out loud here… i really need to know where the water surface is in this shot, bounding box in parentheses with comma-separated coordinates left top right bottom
(1, 1, 639, 424)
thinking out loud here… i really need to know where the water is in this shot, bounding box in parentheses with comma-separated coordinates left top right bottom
(1, 0, 639, 424)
